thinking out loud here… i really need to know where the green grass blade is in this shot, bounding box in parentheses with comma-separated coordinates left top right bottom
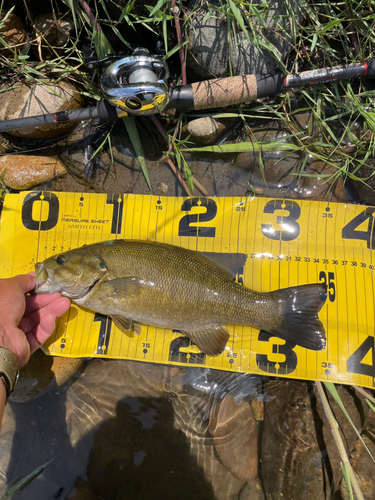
(341, 462, 355, 500)
(324, 382, 375, 463)
(61, 0, 78, 38)
(164, 39, 189, 60)
(149, 0, 168, 17)
(1, 461, 52, 499)
(122, 117, 152, 191)
(185, 142, 299, 154)
(316, 382, 365, 500)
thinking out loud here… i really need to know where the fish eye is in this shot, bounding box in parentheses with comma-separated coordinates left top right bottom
(56, 256, 65, 265)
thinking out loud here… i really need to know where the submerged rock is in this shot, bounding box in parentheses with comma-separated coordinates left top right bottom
(0, 154, 67, 189)
(185, 117, 226, 145)
(234, 125, 302, 194)
(9, 350, 85, 403)
(348, 159, 375, 205)
(293, 159, 349, 203)
(261, 379, 368, 499)
(208, 394, 259, 482)
(0, 79, 84, 139)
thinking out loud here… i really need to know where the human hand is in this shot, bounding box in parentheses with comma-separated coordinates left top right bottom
(0, 274, 71, 368)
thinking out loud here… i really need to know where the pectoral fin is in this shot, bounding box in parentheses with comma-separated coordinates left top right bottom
(110, 316, 142, 335)
(182, 326, 230, 356)
(103, 277, 142, 299)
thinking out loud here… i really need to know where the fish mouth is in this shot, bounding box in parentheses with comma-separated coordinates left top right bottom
(34, 262, 102, 299)
(34, 262, 62, 294)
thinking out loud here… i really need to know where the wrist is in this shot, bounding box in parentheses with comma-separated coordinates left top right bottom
(0, 345, 19, 401)
(0, 323, 17, 361)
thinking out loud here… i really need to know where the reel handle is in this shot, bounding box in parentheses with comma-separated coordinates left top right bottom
(169, 58, 375, 111)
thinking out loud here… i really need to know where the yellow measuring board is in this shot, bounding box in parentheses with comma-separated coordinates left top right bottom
(0, 191, 374, 389)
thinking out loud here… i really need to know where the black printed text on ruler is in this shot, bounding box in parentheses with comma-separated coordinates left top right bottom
(342, 207, 375, 250)
(256, 331, 298, 375)
(94, 314, 112, 355)
(261, 200, 301, 241)
(178, 198, 217, 237)
(21, 192, 59, 231)
(106, 194, 123, 234)
(347, 335, 375, 379)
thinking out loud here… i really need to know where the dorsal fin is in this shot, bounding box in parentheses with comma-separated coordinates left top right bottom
(199, 252, 248, 278)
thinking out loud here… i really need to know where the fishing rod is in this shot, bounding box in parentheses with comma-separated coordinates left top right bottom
(0, 48, 374, 134)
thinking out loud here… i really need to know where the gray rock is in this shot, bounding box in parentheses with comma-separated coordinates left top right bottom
(31, 12, 75, 60)
(187, 0, 304, 78)
(0, 10, 27, 58)
(238, 481, 265, 500)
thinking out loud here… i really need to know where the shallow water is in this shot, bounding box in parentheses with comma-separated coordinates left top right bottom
(3, 360, 265, 499)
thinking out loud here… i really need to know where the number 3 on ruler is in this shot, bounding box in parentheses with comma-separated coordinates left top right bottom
(261, 200, 301, 241)
(256, 331, 298, 374)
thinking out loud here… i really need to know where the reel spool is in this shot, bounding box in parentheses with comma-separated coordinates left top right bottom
(100, 48, 170, 116)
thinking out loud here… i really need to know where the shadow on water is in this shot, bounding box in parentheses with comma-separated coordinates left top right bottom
(4, 360, 263, 499)
(7, 388, 216, 500)
(7, 391, 77, 499)
(67, 397, 217, 500)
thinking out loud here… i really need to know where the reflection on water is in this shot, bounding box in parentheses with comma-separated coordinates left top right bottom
(2, 358, 266, 500)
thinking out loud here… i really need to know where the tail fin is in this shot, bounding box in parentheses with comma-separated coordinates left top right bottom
(268, 283, 327, 350)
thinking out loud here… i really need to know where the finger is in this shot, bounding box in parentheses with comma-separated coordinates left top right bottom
(25, 293, 67, 316)
(0, 275, 35, 324)
(27, 312, 58, 354)
(0, 274, 36, 295)
(19, 297, 71, 335)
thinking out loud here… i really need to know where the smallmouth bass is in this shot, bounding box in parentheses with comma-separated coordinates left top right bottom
(34, 240, 327, 355)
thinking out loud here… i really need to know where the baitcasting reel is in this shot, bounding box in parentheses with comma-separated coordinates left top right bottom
(100, 48, 170, 116)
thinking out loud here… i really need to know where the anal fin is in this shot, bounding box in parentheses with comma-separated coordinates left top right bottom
(182, 326, 230, 356)
(110, 316, 142, 335)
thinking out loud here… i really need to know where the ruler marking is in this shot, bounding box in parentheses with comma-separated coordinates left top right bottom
(237, 196, 244, 370)
(244, 196, 252, 372)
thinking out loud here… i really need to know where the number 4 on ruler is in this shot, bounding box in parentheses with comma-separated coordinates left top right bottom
(347, 336, 375, 378)
(342, 208, 375, 250)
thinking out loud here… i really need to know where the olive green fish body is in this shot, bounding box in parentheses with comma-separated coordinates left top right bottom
(35, 240, 327, 355)
(79, 241, 274, 330)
